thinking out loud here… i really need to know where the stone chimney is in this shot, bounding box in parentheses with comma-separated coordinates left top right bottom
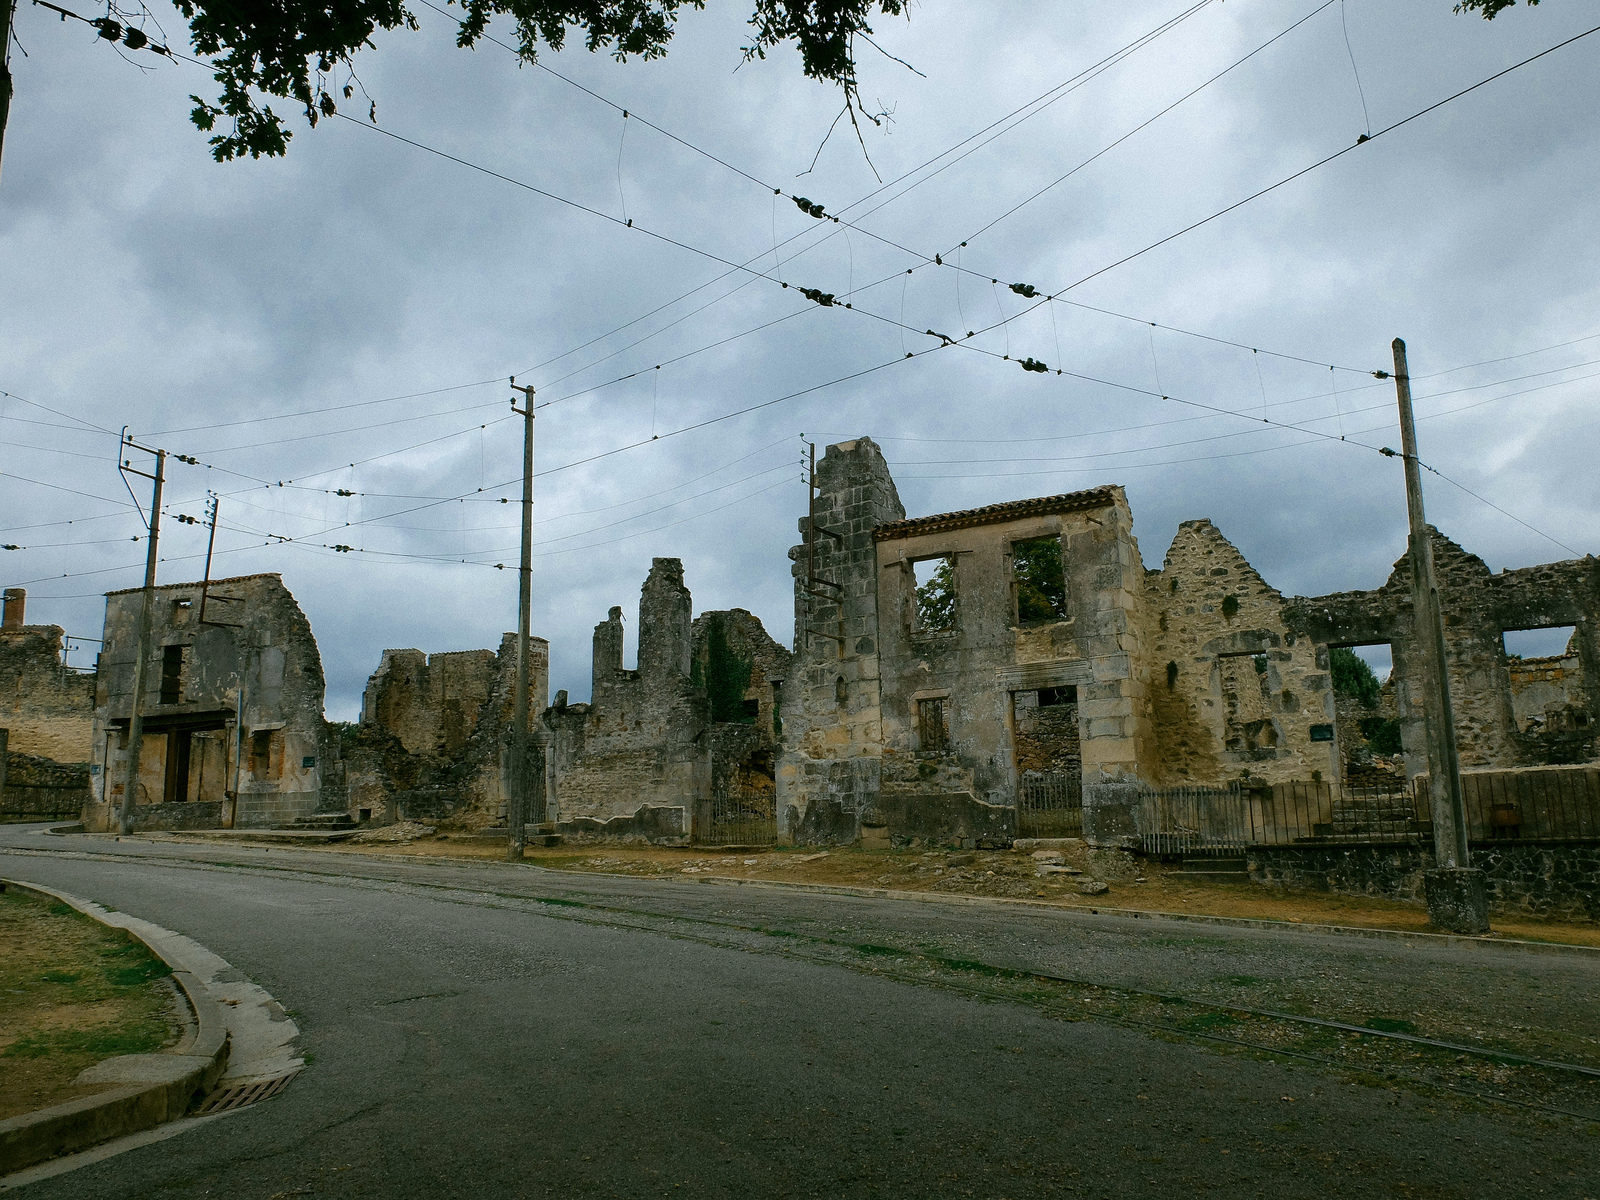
(1, 588, 24, 630)
(637, 558, 692, 680)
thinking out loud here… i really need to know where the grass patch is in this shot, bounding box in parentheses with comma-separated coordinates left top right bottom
(0, 890, 178, 1120)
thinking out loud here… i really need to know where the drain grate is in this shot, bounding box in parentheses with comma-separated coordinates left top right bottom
(193, 1071, 299, 1115)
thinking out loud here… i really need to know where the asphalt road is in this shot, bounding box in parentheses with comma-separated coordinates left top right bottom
(2, 826, 1596, 1199)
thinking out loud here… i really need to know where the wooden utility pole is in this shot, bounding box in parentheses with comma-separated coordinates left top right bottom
(1389, 338, 1486, 932)
(0, 0, 15, 185)
(118, 437, 165, 835)
(507, 379, 537, 861)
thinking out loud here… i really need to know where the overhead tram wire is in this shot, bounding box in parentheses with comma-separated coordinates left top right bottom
(417, 0, 1374, 393)
(408, 0, 1223, 382)
(965, 18, 1600, 329)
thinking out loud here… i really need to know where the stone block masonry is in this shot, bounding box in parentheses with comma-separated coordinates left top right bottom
(1249, 839, 1600, 923)
(0, 588, 96, 765)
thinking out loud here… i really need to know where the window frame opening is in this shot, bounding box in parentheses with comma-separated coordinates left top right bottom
(917, 696, 949, 751)
(911, 555, 958, 635)
(159, 644, 187, 705)
(1011, 535, 1068, 625)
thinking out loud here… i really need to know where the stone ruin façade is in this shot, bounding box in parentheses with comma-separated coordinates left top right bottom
(5, 435, 1596, 849)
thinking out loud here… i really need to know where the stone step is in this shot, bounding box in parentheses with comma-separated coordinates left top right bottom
(1180, 857, 1248, 882)
(279, 813, 358, 831)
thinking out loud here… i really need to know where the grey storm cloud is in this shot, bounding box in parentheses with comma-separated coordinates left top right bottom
(3, 0, 1597, 717)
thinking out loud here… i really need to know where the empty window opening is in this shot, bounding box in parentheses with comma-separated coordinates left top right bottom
(917, 697, 949, 751)
(1502, 626, 1577, 661)
(1503, 626, 1588, 740)
(913, 557, 957, 633)
(835, 676, 848, 708)
(1013, 537, 1067, 623)
(1330, 644, 1402, 787)
(249, 730, 275, 780)
(1215, 653, 1282, 760)
(159, 644, 186, 705)
(1012, 688, 1080, 777)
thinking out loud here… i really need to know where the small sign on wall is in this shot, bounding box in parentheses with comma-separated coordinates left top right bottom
(1309, 724, 1335, 742)
(302, 756, 316, 768)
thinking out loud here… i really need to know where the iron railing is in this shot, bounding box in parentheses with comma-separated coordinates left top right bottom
(703, 785, 776, 846)
(1451, 768, 1600, 841)
(0, 783, 88, 821)
(1018, 770, 1083, 838)
(1136, 781, 1422, 857)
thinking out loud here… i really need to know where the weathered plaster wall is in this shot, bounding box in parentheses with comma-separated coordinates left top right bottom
(1507, 638, 1587, 736)
(87, 574, 327, 831)
(1143, 520, 1338, 788)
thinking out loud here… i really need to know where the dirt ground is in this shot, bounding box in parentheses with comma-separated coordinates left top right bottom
(303, 834, 1600, 949)
(0, 889, 180, 1120)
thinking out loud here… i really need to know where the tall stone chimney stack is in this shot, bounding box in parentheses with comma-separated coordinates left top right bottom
(1, 588, 25, 630)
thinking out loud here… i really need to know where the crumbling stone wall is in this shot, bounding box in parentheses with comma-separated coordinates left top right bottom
(776, 438, 904, 842)
(88, 573, 327, 831)
(1507, 634, 1589, 745)
(0, 588, 95, 764)
(1143, 520, 1338, 788)
(545, 559, 710, 835)
(353, 633, 548, 827)
(1285, 531, 1600, 774)
(0, 749, 90, 819)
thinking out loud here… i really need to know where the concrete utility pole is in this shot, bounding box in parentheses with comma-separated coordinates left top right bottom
(118, 438, 166, 835)
(507, 379, 537, 861)
(1389, 338, 1488, 934)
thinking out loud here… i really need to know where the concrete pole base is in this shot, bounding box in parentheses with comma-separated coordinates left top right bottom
(1423, 867, 1490, 934)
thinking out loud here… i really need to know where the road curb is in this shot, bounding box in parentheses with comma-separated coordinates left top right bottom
(0, 880, 231, 1175)
(13, 830, 1599, 958)
(686, 872, 1600, 959)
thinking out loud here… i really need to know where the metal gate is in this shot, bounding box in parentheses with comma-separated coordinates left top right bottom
(1018, 770, 1083, 838)
(703, 784, 777, 846)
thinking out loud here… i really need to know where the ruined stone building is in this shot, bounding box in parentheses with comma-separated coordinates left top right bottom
(86, 574, 330, 831)
(0, 587, 97, 818)
(541, 558, 789, 842)
(351, 634, 547, 823)
(775, 437, 1600, 847)
(1, 588, 96, 763)
(5, 428, 1593, 869)
(349, 558, 789, 841)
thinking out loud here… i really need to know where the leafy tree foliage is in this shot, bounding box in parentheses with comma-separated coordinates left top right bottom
(1013, 537, 1067, 623)
(180, 0, 906, 161)
(1454, 0, 1539, 17)
(699, 613, 754, 724)
(914, 557, 956, 632)
(1329, 646, 1383, 709)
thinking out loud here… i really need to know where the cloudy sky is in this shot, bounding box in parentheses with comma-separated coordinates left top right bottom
(3, 0, 1597, 717)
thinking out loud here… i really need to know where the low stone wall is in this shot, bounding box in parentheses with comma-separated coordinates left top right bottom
(557, 804, 686, 846)
(876, 791, 1015, 849)
(126, 801, 227, 832)
(1, 751, 90, 820)
(1248, 839, 1599, 923)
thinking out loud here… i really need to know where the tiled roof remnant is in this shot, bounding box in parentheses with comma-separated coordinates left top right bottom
(873, 486, 1119, 541)
(105, 573, 283, 596)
